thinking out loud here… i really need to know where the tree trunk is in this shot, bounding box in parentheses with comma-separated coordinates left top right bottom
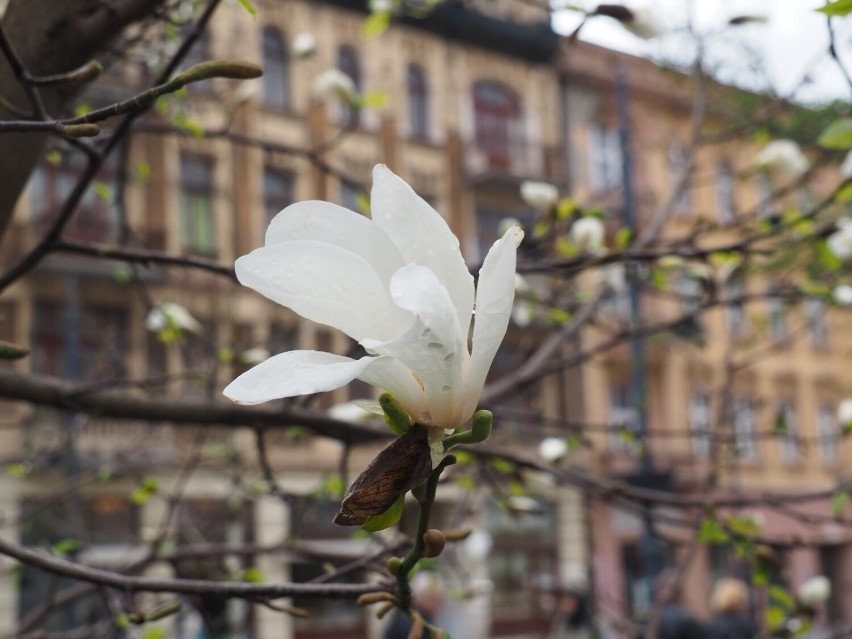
(0, 0, 164, 237)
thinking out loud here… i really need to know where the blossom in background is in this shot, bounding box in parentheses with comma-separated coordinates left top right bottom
(593, 4, 667, 40)
(224, 165, 523, 430)
(292, 32, 316, 58)
(839, 399, 852, 429)
(571, 216, 605, 253)
(539, 437, 568, 462)
(833, 284, 852, 306)
(328, 401, 373, 423)
(520, 180, 559, 210)
(369, 0, 394, 12)
(841, 150, 852, 180)
(145, 302, 202, 341)
(240, 347, 270, 365)
(314, 68, 357, 104)
(797, 575, 831, 606)
(512, 273, 535, 327)
(754, 139, 809, 178)
(828, 219, 852, 261)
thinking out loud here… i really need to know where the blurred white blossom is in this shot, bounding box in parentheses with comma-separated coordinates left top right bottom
(314, 69, 357, 103)
(292, 32, 316, 58)
(240, 347, 270, 365)
(828, 219, 852, 261)
(145, 302, 201, 336)
(595, 4, 668, 39)
(520, 180, 559, 210)
(539, 437, 568, 462)
(833, 284, 852, 306)
(797, 575, 831, 606)
(328, 401, 373, 423)
(841, 150, 852, 180)
(839, 398, 852, 428)
(571, 216, 605, 253)
(754, 139, 809, 178)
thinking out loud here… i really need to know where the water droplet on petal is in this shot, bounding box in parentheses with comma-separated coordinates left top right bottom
(441, 385, 451, 392)
(427, 342, 443, 350)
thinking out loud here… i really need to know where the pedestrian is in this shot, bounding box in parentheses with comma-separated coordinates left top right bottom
(547, 584, 606, 639)
(653, 570, 707, 639)
(706, 578, 757, 639)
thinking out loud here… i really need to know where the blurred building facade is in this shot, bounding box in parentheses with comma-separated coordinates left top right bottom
(0, 0, 849, 638)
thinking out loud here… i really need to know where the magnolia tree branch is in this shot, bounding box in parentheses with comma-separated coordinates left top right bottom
(0, 535, 386, 600)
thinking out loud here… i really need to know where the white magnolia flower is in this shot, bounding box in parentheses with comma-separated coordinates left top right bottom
(314, 69, 357, 103)
(839, 398, 852, 428)
(224, 165, 523, 430)
(520, 180, 559, 210)
(328, 401, 373, 423)
(292, 32, 316, 58)
(571, 216, 605, 253)
(797, 575, 831, 606)
(833, 284, 852, 306)
(754, 139, 809, 178)
(539, 437, 568, 462)
(369, 0, 393, 12)
(240, 347, 270, 365)
(841, 150, 852, 180)
(145, 302, 202, 334)
(827, 219, 852, 261)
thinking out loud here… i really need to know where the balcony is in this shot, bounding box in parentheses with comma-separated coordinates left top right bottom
(465, 134, 548, 183)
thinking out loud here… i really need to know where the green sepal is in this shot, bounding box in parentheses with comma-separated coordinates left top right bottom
(379, 393, 413, 435)
(361, 493, 405, 532)
(442, 410, 492, 449)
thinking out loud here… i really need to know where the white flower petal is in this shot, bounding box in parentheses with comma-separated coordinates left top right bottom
(355, 356, 428, 421)
(362, 264, 467, 427)
(224, 350, 377, 405)
(370, 165, 474, 336)
(465, 226, 524, 419)
(235, 240, 411, 342)
(265, 200, 406, 285)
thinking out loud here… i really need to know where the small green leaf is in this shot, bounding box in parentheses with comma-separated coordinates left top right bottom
(135, 161, 151, 184)
(566, 434, 583, 453)
(355, 191, 372, 215)
(768, 584, 795, 610)
(74, 103, 91, 117)
(361, 493, 405, 532)
(764, 606, 787, 631)
(490, 458, 516, 474)
(817, 0, 852, 16)
(360, 91, 389, 109)
(0, 341, 29, 360)
(835, 183, 852, 203)
(697, 517, 730, 544)
(615, 227, 632, 249)
(93, 181, 113, 202)
(142, 627, 166, 639)
(53, 538, 84, 556)
(235, 0, 256, 18)
(546, 308, 572, 324)
(363, 10, 392, 37)
(818, 117, 852, 149)
(831, 489, 850, 517)
(6, 463, 30, 478)
(555, 238, 577, 257)
(456, 475, 475, 490)
(46, 150, 62, 166)
(140, 477, 159, 492)
(243, 566, 264, 583)
(556, 198, 578, 220)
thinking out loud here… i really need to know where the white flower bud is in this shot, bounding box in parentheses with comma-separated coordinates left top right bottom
(841, 150, 852, 180)
(145, 302, 202, 334)
(520, 180, 559, 210)
(369, 0, 393, 12)
(827, 219, 852, 261)
(754, 139, 809, 178)
(833, 284, 852, 306)
(539, 437, 568, 462)
(838, 398, 852, 429)
(314, 69, 357, 103)
(571, 216, 605, 253)
(240, 347, 270, 365)
(292, 32, 316, 58)
(797, 575, 831, 606)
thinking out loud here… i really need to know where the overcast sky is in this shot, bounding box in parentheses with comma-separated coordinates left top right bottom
(553, 0, 852, 105)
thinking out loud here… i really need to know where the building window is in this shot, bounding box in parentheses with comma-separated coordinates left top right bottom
(263, 167, 294, 232)
(588, 123, 621, 192)
(29, 150, 119, 243)
(609, 382, 639, 451)
(668, 140, 691, 211)
(473, 80, 521, 171)
(715, 161, 736, 224)
(768, 294, 788, 342)
(179, 153, 216, 256)
(725, 275, 745, 339)
(803, 298, 827, 346)
(777, 401, 798, 462)
(407, 63, 429, 139)
(689, 392, 711, 457)
(817, 404, 839, 463)
(732, 397, 757, 460)
(261, 27, 289, 109)
(337, 45, 361, 125)
(31, 300, 128, 382)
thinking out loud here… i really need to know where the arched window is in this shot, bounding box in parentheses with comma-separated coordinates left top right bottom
(261, 27, 288, 109)
(472, 81, 521, 170)
(337, 45, 361, 124)
(407, 63, 429, 139)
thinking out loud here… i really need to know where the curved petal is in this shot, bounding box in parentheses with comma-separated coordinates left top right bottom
(464, 226, 524, 420)
(362, 264, 467, 428)
(370, 165, 474, 336)
(224, 350, 379, 405)
(235, 240, 412, 342)
(355, 356, 428, 423)
(265, 200, 406, 285)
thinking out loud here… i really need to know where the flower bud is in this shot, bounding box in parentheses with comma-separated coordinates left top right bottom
(422, 529, 446, 558)
(798, 575, 831, 606)
(386, 556, 402, 574)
